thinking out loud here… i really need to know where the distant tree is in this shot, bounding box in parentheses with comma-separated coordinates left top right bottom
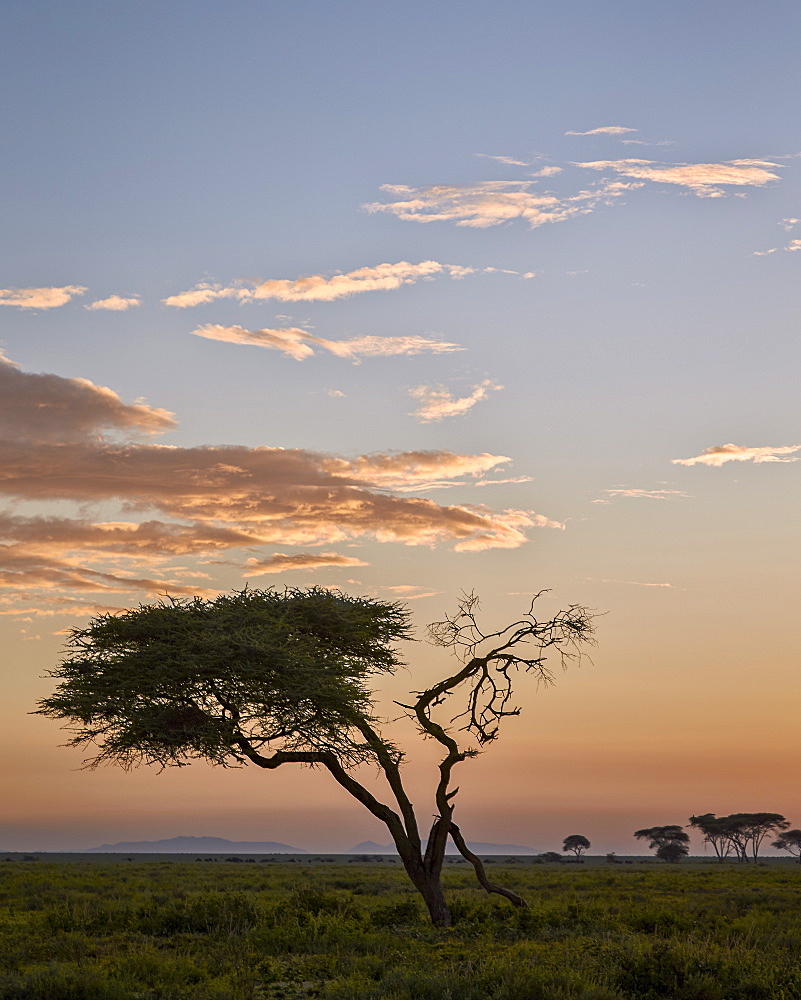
(562, 835, 591, 857)
(772, 829, 801, 862)
(656, 842, 689, 863)
(688, 813, 735, 861)
(724, 813, 789, 862)
(538, 851, 563, 863)
(634, 825, 690, 862)
(38, 587, 594, 928)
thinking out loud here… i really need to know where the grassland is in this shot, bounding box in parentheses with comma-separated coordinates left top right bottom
(1, 858, 801, 999)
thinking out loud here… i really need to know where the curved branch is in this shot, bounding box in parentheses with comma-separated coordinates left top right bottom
(232, 735, 412, 857)
(449, 823, 528, 908)
(351, 717, 422, 854)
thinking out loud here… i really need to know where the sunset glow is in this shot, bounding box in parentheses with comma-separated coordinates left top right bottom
(2, 0, 799, 856)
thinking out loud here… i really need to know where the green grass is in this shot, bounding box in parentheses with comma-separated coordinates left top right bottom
(2, 860, 801, 999)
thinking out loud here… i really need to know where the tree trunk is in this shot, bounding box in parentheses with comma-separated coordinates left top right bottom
(397, 854, 452, 927)
(418, 875, 452, 927)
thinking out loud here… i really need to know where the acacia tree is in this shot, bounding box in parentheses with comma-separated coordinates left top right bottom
(633, 825, 690, 862)
(562, 835, 590, 858)
(38, 586, 594, 927)
(690, 813, 789, 862)
(724, 813, 789, 862)
(688, 814, 735, 861)
(773, 830, 801, 862)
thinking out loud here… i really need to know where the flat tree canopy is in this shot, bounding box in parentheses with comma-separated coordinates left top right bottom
(562, 834, 591, 856)
(39, 586, 594, 926)
(40, 588, 411, 770)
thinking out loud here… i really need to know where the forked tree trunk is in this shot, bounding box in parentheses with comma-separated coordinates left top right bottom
(418, 875, 452, 927)
(399, 855, 452, 927)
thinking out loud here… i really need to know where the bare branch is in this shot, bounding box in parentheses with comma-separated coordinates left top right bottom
(449, 823, 528, 907)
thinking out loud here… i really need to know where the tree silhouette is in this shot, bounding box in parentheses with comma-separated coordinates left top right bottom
(773, 829, 801, 862)
(633, 825, 690, 862)
(722, 813, 789, 862)
(562, 834, 590, 857)
(656, 842, 689, 863)
(690, 812, 789, 862)
(38, 586, 594, 927)
(688, 813, 734, 861)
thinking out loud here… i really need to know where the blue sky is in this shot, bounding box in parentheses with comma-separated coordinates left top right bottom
(1, 0, 799, 852)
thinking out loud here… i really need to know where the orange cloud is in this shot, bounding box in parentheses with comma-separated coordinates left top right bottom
(191, 324, 463, 361)
(409, 380, 503, 422)
(164, 260, 472, 307)
(575, 158, 781, 197)
(0, 544, 218, 598)
(244, 552, 369, 576)
(0, 359, 565, 617)
(0, 439, 545, 549)
(0, 352, 176, 443)
(672, 443, 801, 466)
(364, 179, 630, 229)
(0, 286, 87, 309)
(593, 487, 690, 503)
(565, 126, 637, 136)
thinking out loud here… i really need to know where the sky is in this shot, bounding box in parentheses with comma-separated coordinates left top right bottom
(1, 0, 800, 855)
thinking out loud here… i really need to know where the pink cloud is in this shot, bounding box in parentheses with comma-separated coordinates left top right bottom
(244, 552, 369, 576)
(165, 260, 472, 307)
(672, 443, 801, 466)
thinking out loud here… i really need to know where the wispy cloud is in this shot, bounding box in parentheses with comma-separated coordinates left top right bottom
(753, 232, 801, 254)
(598, 578, 673, 588)
(0, 515, 225, 600)
(593, 487, 691, 503)
(0, 286, 87, 309)
(364, 179, 629, 229)
(0, 441, 550, 551)
(191, 324, 463, 361)
(565, 126, 638, 136)
(781, 217, 800, 230)
(381, 584, 442, 600)
(620, 139, 676, 147)
(672, 443, 801, 466)
(475, 153, 529, 166)
(0, 350, 176, 443)
(474, 475, 534, 487)
(409, 380, 503, 422)
(85, 295, 141, 311)
(244, 552, 368, 576)
(164, 260, 472, 308)
(575, 158, 781, 197)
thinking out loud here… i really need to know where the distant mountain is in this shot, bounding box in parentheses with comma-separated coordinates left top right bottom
(83, 836, 305, 854)
(347, 840, 537, 855)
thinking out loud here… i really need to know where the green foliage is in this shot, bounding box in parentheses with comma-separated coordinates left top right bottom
(38, 587, 411, 768)
(3, 860, 801, 999)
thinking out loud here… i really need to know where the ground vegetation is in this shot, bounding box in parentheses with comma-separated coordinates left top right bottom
(1, 860, 801, 999)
